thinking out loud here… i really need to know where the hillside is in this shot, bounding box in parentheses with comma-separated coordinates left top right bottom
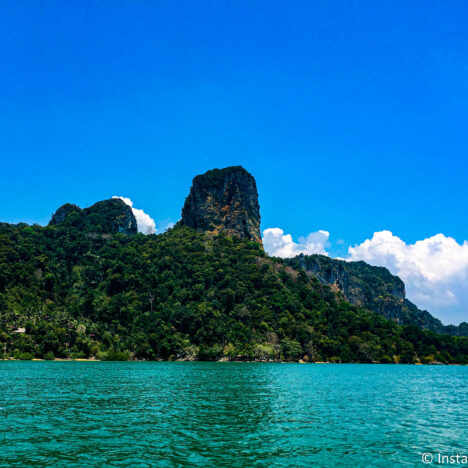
(49, 198, 138, 235)
(285, 254, 468, 337)
(0, 166, 467, 363)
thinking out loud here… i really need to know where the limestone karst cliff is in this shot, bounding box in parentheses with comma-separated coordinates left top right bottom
(180, 166, 262, 243)
(286, 254, 467, 336)
(43, 167, 466, 338)
(1, 167, 467, 362)
(49, 203, 82, 225)
(49, 198, 137, 235)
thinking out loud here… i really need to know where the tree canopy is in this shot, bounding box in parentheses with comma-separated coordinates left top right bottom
(1, 221, 467, 363)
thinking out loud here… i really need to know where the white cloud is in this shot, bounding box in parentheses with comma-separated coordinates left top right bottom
(262, 226, 468, 324)
(348, 231, 468, 324)
(112, 196, 156, 234)
(262, 228, 330, 258)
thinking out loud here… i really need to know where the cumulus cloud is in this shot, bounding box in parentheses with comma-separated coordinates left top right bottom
(112, 196, 156, 234)
(262, 228, 330, 258)
(348, 231, 468, 323)
(262, 226, 468, 323)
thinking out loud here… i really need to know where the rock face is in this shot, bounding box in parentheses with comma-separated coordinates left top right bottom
(180, 166, 261, 243)
(85, 199, 138, 235)
(286, 254, 468, 337)
(49, 203, 82, 225)
(291, 254, 406, 319)
(49, 199, 137, 235)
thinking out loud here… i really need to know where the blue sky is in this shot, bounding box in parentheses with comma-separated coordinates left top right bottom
(1, 1, 467, 324)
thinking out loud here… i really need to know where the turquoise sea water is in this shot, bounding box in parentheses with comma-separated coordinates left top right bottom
(0, 362, 466, 467)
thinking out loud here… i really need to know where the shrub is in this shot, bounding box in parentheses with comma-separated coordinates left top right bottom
(281, 339, 303, 361)
(380, 355, 393, 364)
(198, 344, 223, 361)
(101, 350, 130, 361)
(15, 351, 34, 360)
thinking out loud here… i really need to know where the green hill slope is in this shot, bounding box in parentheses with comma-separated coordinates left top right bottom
(1, 221, 467, 363)
(285, 254, 468, 337)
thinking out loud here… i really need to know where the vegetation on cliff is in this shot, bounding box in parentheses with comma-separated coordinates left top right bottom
(180, 166, 261, 243)
(285, 254, 468, 337)
(1, 220, 467, 363)
(49, 198, 137, 235)
(1, 166, 466, 363)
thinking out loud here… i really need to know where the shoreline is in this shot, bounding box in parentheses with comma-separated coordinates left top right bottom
(1, 358, 465, 365)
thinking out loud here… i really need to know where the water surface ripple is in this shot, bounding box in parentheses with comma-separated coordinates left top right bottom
(0, 362, 466, 467)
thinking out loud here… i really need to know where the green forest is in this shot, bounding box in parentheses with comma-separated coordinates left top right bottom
(1, 217, 467, 364)
(284, 254, 468, 337)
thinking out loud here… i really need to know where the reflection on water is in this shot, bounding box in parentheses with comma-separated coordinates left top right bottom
(0, 362, 466, 467)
